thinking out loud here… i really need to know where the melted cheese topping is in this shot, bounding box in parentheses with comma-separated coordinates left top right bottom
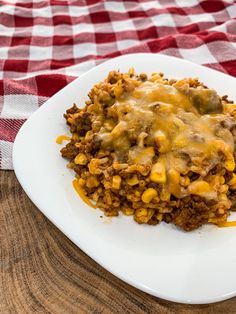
(98, 81, 235, 200)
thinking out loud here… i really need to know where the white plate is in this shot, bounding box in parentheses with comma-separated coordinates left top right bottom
(13, 53, 236, 304)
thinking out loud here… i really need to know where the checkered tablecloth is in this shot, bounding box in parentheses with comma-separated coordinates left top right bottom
(0, 0, 236, 169)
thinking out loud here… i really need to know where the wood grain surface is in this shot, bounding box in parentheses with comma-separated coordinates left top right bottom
(1, 171, 236, 313)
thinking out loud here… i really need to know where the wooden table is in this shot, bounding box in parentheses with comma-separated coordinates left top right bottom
(1, 171, 236, 313)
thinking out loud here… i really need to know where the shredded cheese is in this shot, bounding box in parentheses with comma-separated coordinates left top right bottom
(72, 179, 96, 209)
(218, 221, 236, 228)
(56, 135, 70, 144)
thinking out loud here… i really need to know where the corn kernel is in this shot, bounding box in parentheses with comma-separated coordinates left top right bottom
(180, 176, 190, 187)
(228, 174, 236, 185)
(104, 181, 112, 189)
(135, 208, 154, 223)
(154, 130, 169, 153)
(85, 130, 93, 141)
(188, 180, 210, 196)
(167, 169, 181, 197)
(149, 73, 161, 82)
(127, 175, 139, 186)
(114, 80, 123, 99)
(150, 162, 166, 183)
(219, 194, 228, 201)
(224, 103, 236, 113)
(112, 175, 121, 189)
(78, 178, 85, 186)
(168, 169, 180, 185)
(135, 208, 147, 218)
(111, 121, 126, 138)
(156, 213, 163, 221)
(135, 208, 148, 223)
(141, 188, 158, 203)
(128, 67, 134, 76)
(135, 191, 140, 197)
(148, 209, 155, 220)
(219, 176, 225, 184)
(224, 157, 235, 171)
(208, 217, 218, 224)
(230, 184, 236, 190)
(86, 176, 99, 188)
(122, 207, 134, 216)
(74, 153, 88, 165)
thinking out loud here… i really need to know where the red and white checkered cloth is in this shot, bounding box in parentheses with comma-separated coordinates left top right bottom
(1, 0, 236, 169)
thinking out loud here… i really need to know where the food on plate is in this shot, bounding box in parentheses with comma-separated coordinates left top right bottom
(59, 69, 236, 231)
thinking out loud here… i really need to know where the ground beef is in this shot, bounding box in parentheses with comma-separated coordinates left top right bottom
(61, 140, 79, 160)
(171, 197, 210, 231)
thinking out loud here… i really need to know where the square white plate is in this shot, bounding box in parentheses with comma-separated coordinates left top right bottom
(13, 53, 236, 304)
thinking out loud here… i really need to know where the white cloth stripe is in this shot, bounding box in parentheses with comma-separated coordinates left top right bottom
(0, 141, 13, 169)
(1, 95, 39, 119)
(226, 4, 236, 19)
